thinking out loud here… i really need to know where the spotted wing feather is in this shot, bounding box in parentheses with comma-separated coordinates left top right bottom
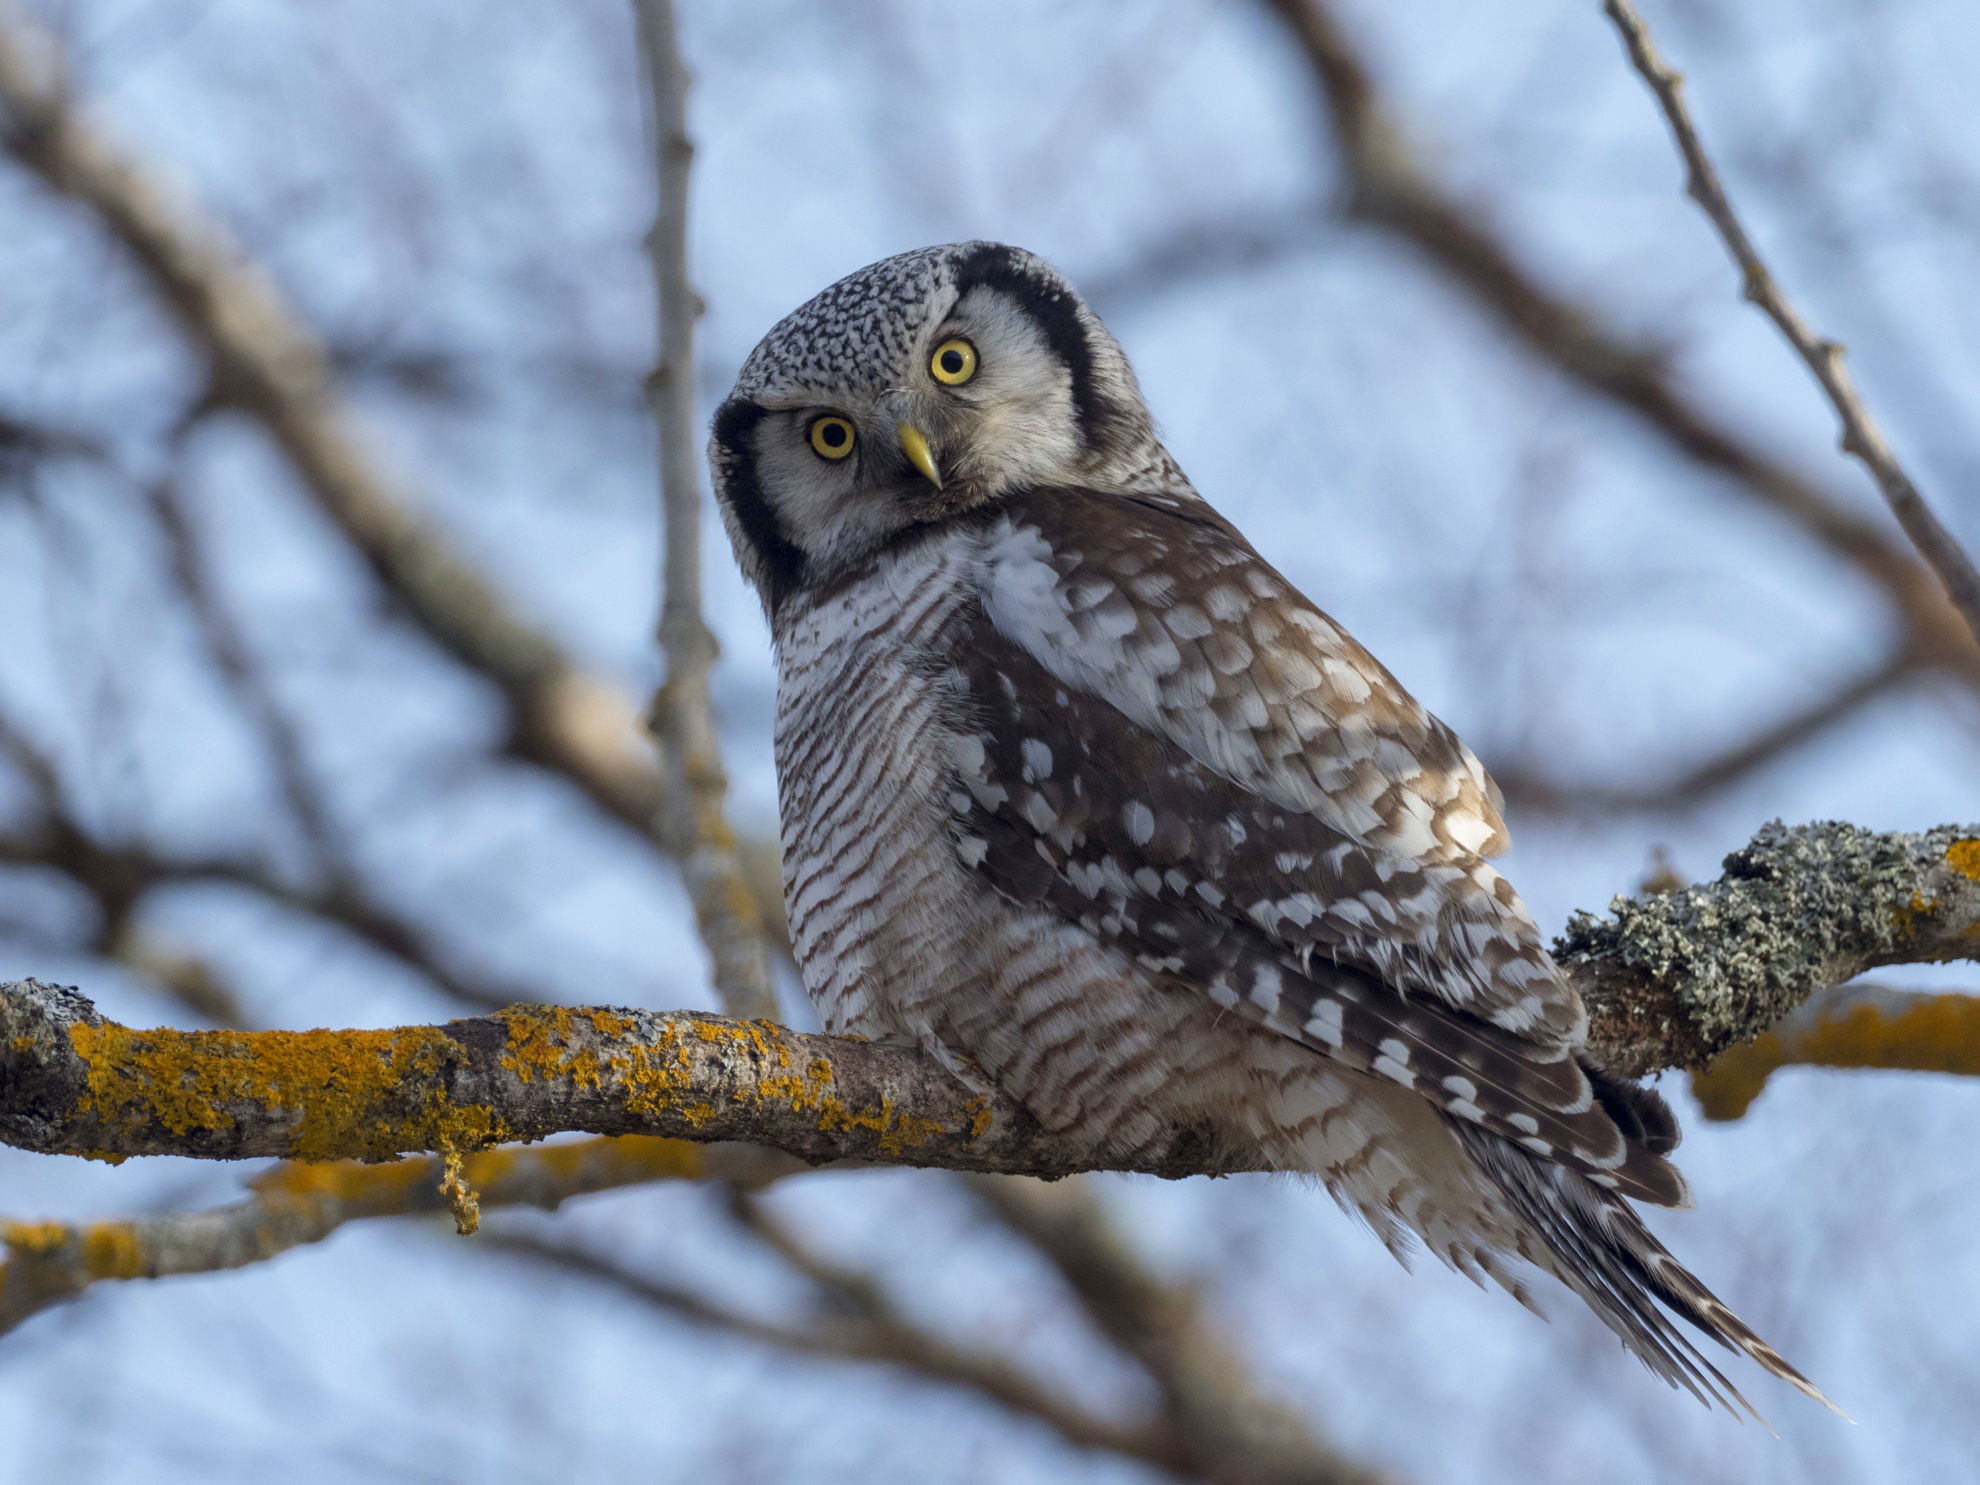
(947, 617, 1686, 1208)
(978, 489, 1584, 1053)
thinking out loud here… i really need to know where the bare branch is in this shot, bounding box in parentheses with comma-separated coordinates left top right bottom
(147, 474, 352, 880)
(1602, 0, 1980, 649)
(0, 777, 531, 1015)
(494, 1190, 1198, 1472)
(972, 1176, 1393, 1485)
(0, 1135, 792, 1336)
(630, 0, 777, 1021)
(1495, 652, 1917, 817)
(3, 822, 1972, 1171)
(1260, 0, 1980, 684)
(0, 2, 664, 843)
(1689, 981, 1980, 1122)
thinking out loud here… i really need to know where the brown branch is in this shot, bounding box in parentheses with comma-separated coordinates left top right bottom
(3, 822, 1972, 1169)
(0, 1134, 793, 1336)
(971, 1176, 1394, 1485)
(488, 1193, 1194, 1473)
(0, 792, 531, 1015)
(1261, 0, 1980, 684)
(147, 473, 353, 880)
(630, 0, 777, 1020)
(0, 4, 663, 842)
(1602, 0, 1980, 649)
(1495, 652, 1917, 817)
(1689, 981, 1980, 1122)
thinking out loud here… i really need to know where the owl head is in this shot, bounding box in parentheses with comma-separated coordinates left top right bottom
(709, 242, 1160, 617)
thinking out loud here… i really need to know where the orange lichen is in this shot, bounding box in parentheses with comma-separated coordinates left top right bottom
(2, 1222, 70, 1257)
(66, 1020, 508, 1162)
(1947, 839, 1980, 884)
(1, 1220, 146, 1280)
(1891, 889, 1939, 940)
(58, 996, 988, 1170)
(964, 1095, 994, 1140)
(78, 1222, 145, 1280)
(1692, 993, 1980, 1120)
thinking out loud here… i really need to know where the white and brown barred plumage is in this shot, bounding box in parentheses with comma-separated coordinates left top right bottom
(709, 242, 1833, 1415)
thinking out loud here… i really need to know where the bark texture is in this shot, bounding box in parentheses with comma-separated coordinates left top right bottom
(4, 822, 1974, 1173)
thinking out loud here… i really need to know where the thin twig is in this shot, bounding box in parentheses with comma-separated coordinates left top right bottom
(1261, 0, 1980, 682)
(0, 1135, 791, 1335)
(0, 790, 531, 1015)
(496, 1233, 1192, 1471)
(1496, 651, 1917, 817)
(630, 0, 777, 1021)
(1602, 0, 1980, 649)
(147, 472, 353, 882)
(971, 1176, 1394, 1485)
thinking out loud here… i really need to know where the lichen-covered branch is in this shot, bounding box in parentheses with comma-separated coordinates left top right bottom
(1260, 0, 1980, 686)
(1562, 821, 1980, 1077)
(4, 822, 1972, 1177)
(631, 0, 779, 1021)
(1602, 0, 1980, 649)
(0, 1135, 795, 1336)
(1688, 982, 1980, 1122)
(0, 979, 1207, 1176)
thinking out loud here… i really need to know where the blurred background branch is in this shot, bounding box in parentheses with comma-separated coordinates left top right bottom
(1262, 0, 1980, 776)
(1603, 0, 1980, 647)
(632, 0, 777, 1021)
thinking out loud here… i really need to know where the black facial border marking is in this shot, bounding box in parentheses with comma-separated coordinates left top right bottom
(712, 397, 805, 613)
(950, 243, 1116, 450)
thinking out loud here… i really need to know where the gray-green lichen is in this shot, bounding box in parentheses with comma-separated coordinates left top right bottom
(1557, 819, 1980, 1067)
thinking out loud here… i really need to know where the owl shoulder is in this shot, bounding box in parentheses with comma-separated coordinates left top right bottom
(973, 486, 1510, 862)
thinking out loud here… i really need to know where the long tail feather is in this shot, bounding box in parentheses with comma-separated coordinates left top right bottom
(1453, 1122, 1847, 1423)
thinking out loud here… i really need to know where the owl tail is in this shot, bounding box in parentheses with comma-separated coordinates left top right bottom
(1454, 1123, 1845, 1424)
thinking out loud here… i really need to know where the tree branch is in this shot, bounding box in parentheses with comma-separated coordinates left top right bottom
(486, 1225, 1189, 1473)
(631, 0, 778, 1021)
(1688, 981, 1980, 1122)
(147, 471, 354, 882)
(1562, 821, 1980, 1077)
(3, 822, 1972, 1173)
(0, 2, 664, 843)
(1260, 0, 1980, 684)
(1601, 0, 1980, 649)
(971, 1176, 1394, 1485)
(1494, 652, 1917, 817)
(0, 1135, 794, 1336)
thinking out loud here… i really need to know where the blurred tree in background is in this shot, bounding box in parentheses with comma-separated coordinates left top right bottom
(1, 1, 1977, 1481)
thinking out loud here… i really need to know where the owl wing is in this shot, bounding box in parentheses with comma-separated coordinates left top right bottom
(956, 489, 1683, 1206)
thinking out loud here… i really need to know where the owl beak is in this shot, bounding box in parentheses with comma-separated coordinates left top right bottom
(897, 422, 942, 489)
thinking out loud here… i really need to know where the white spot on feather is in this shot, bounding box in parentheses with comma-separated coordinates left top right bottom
(1249, 963, 1284, 1014)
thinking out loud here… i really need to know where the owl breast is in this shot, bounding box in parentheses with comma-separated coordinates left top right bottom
(772, 529, 979, 1041)
(773, 523, 1289, 1160)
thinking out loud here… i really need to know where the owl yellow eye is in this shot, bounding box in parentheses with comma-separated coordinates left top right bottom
(808, 415, 857, 460)
(929, 338, 978, 386)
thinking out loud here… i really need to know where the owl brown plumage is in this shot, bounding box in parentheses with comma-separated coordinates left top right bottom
(709, 241, 1832, 1416)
